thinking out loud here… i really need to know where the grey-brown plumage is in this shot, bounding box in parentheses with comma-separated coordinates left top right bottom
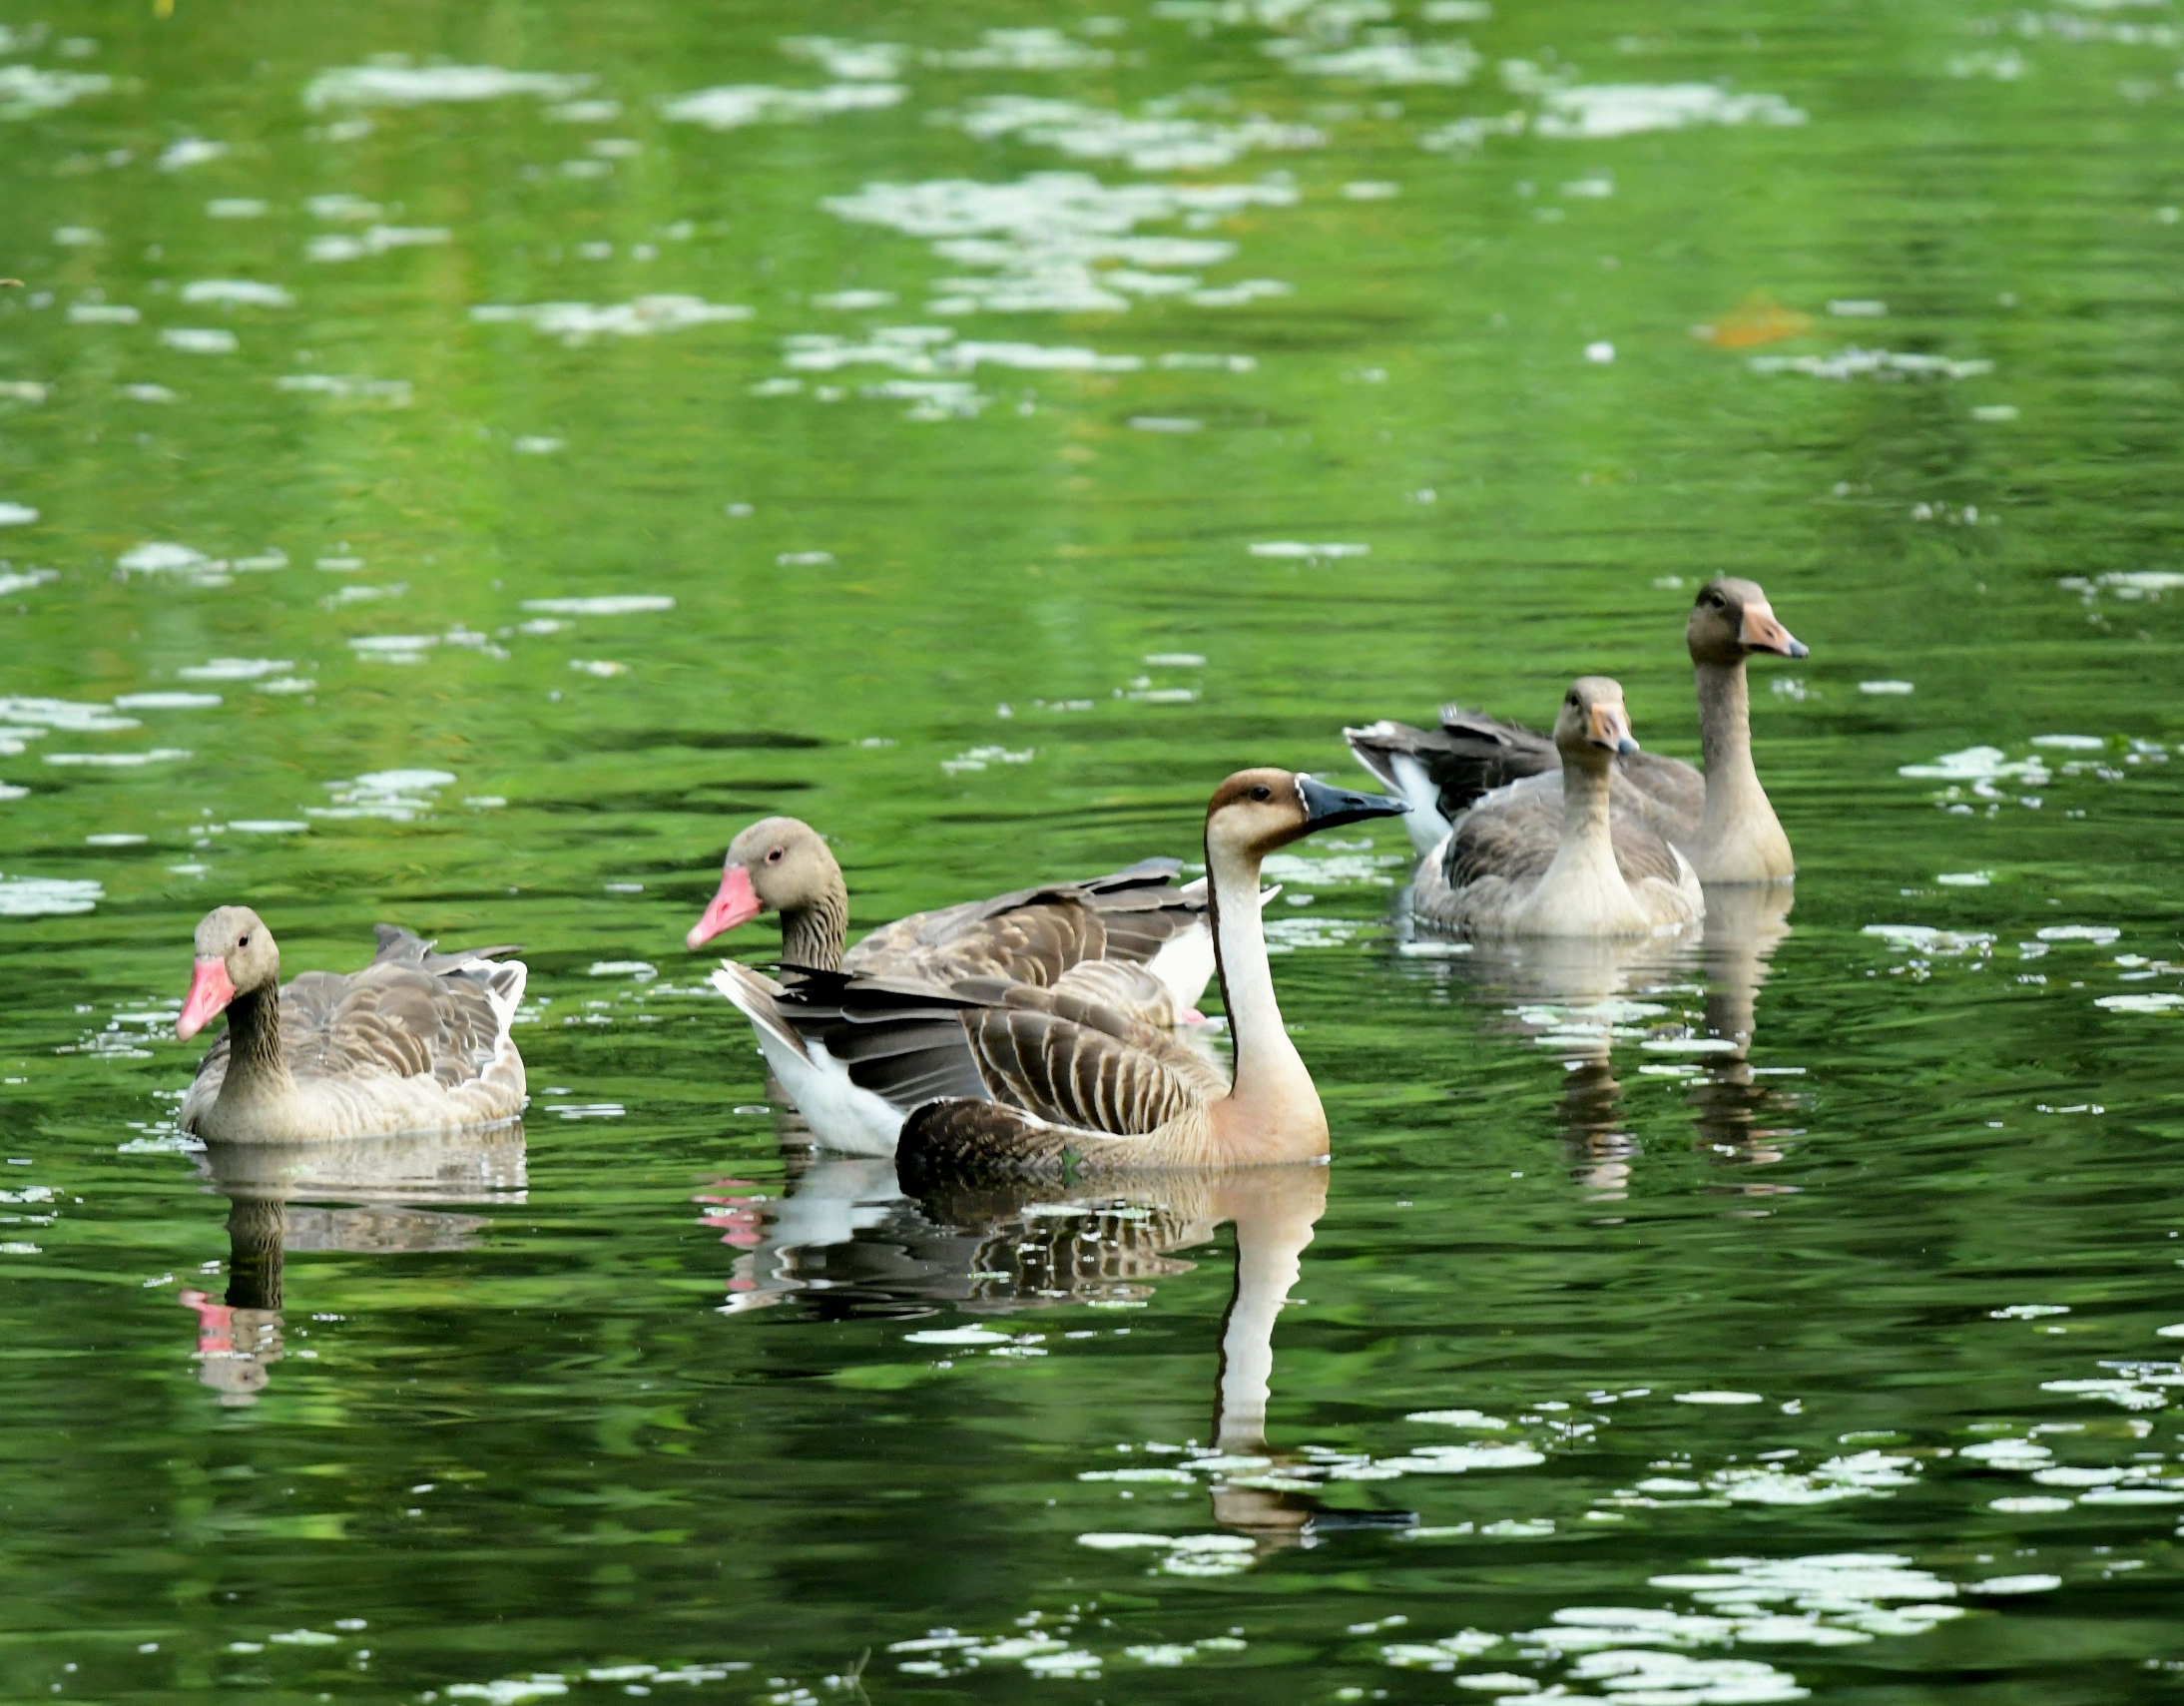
(1413, 678, 1703, 937)
(179, 911, 527, 1143)
(1344, 576, 1804, 882)
(890, 769, 1409, 1180)
(689, 815, 1217, 1023)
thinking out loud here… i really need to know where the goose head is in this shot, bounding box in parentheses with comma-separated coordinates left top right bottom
(178, 905, 278, 1039)
(1554, 677, 1641, 769)
(1687, 576, 1808, 666)
(1205, 768, 1406, 861)
(687, 816, 836, 950)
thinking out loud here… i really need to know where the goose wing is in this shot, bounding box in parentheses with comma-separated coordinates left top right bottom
(286, 959, 522, 1089)
(844, 858, 1201, 988)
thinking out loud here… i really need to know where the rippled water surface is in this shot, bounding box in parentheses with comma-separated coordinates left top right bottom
(5, 0, 2184, 1700)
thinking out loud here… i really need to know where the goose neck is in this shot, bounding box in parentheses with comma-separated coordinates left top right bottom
(1206, 837, 1326, 1163)
(219, 983, 294, 1103)
(1692, 658, 1791, 880)
(1695, 659, 1756, 789)
(780, 865, 848, 971)
(1557, 751, 1616, 852)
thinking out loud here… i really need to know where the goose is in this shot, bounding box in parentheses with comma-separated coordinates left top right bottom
(688, 816, 1218, 1023)
(871, 770, 1404, 1179)
(1411, 678, 1703, 937)
(1346, 576, 1807, 881)
(175, 909, 527, 1143)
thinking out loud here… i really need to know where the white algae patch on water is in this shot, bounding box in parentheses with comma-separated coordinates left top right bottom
(0, 874, 103, 915)
(1534, 83, 1807, 139)
(471, 297, 753, 343)
(520, 595, 675, 615)
(303, 64, 591, 109)
(660, 83, 903, 129)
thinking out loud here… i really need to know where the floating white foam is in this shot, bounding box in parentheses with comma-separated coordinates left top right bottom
(511, 436, 563, 454)
(1269, 35, 1481, 84)
(179, 657, 291, 681)
(471, 295, 752, 343)
(121, 384, 179, 402)
(229, 821, 308, 834)
(118, 541, 233, 586)
(1935, 870, 1991, 886)
(69, 303, 140, 324)
(1535, 82, 1805, 139)
(520, 595, 675, 615)
(660, 82, 902, 129)
(45, 749, 191, 767)
(929, 27, 1115, 70)
(310, 768, 455, 821)
(158, 137, 227, 171)
(1897, 746, 2045, 783)
(0, 65, 112, 118)
(1675, 1390, 1765, 1405)
(0, 696, 139, 732)
(277, 374, 413, 404)
(113, 692, 221, 710)
(822, 172, 1298, 315)
(1859, 679, 1913, 694)
(2096, 992, 2184, 1013)
(954, 96, 1322, 172)
(208, 198, 268, 219)
(0, 503, 38, 527)
(781, 36, 908, 81)
(906, 1326, 1011, 1346)
(0, 874, 103, 915)
(182, 280, 294, 307)
(306, 225, 449, 262)
(1250, 540, 1369, 558)
(1751, 346, 1993, 381)
(160, 328, 240, 354)
(303, 64, 590, 109)
(2031, 734, 2104, 750)
(0, 380, 49, 401)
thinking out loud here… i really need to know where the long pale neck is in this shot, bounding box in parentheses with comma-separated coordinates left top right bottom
(780, 859, 849, 971)
(219, 982, 294, 1103)
(1206, 837, 1325, 1161)
(1696, 659, 1759, 805)
(1692, 660, 1791, 880)
(1554, 753, 1619, 871)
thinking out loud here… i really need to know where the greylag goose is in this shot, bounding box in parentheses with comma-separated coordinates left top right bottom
(688, 816, 1216, 1022)
(1346, 576, 1807, 881)
(176, 909, 527, 1143)
(884, 770, 1405, 1178)
(1411, 678, 1703, 937)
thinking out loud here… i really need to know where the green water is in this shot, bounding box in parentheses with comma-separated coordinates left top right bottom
(4, 0, 2184, 1700)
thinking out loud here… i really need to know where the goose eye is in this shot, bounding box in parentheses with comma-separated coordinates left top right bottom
(238, 934, 250, 948)
(766, 847, 785, 863)
(1566, 694, 1580, 707)
(1249, 784, 1273, 802)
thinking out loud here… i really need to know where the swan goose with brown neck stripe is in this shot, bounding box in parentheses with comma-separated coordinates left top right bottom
(175, 909, 527, 1143)
(1346, 576, 1807, 884)
(1412, 678, 1704, 937)
(890, 770, 1406, 1180)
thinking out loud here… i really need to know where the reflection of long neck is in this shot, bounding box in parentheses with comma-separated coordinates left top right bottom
(780, 859, 849, 971)
(1212, 1175, 1326, 1450)
(1207, 834, 1326, 1163)
(1691, 661, 1791, 881)
(227, 1195, 287, 1311)
(219, 981, 295, 1104)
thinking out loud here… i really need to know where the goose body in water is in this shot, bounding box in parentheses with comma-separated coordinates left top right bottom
(688, 816, 1215, 1024)
(1411, 678, 1704, 937)
(884, 771, 1406, 1178)
(175, 910, 527, 1143)
(1346, 576, 1807, 882)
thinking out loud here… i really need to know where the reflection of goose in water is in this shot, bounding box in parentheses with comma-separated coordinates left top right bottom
(1684, 883, 1801, 1168)
(1413, 888, 1798, 1190)
(180, 1126, 526, 1404)
(716, 1158, 1408, 1554)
